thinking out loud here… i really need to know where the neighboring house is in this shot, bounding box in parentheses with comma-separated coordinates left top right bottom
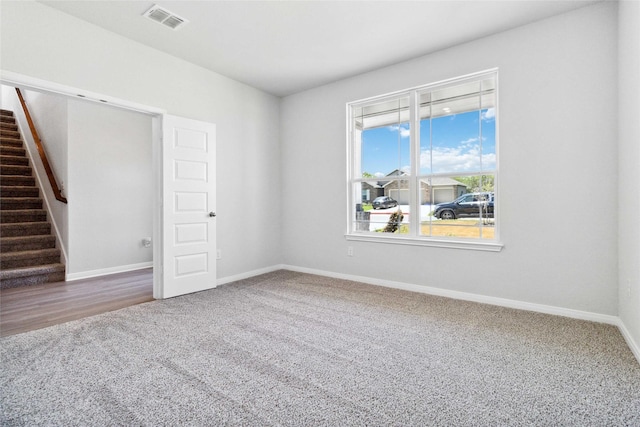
(362, 170, 467, 204)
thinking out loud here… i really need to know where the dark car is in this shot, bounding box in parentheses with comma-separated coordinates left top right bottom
(433, 192, 494, 220)
(372, 196, 398, 210)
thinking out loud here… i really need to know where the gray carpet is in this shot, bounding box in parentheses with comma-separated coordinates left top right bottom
(2, 270, 639, 426)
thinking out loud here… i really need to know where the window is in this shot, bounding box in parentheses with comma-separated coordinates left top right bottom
(347, 70, 501, 251)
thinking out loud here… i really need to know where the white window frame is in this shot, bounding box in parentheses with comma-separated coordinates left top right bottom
(346, 69, 503, 252)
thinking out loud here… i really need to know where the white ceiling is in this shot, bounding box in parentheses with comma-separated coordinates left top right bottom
(39, 0, 602, 97)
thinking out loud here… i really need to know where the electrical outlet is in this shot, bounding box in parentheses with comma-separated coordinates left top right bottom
(216, 249, 222, 260)
(347, 246, 354, 257)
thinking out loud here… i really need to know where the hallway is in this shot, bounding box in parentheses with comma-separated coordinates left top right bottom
(0, 268, 153, 337)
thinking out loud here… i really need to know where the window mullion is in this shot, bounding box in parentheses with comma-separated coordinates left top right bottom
(409, 91, 419, 237)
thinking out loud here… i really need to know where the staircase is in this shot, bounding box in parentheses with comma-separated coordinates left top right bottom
(0, 109, 65, 289)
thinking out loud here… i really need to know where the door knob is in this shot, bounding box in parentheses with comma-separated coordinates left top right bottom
(209, 212, 216, 217)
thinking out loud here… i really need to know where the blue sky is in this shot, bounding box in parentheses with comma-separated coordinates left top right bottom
(361, 108, 495, 177)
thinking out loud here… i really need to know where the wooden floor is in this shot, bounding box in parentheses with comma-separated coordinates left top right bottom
(0, 268, 154, 337)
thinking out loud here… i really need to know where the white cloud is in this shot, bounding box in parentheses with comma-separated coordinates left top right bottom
(420, 144, 496, 172)
(460, 137, 479, 146)
(482, 108, 495, 121)
(387, 125, 410, 138)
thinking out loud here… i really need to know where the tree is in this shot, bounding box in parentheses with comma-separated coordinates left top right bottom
(383, 208, 404, 233)
(454, 175, 494, 193)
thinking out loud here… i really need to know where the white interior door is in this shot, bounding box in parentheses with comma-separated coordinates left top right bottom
(157, 114, 216, 299)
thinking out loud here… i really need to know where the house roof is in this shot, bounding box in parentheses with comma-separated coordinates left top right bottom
(428, 177, 469, 188)
(367, 171, 467, 189)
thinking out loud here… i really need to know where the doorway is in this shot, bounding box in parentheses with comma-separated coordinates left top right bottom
(1, 73, 218, 305)
(1, 85, 155, 279)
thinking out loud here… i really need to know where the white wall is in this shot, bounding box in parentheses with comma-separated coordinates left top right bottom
(66, 99, 152, 276)
(618, 1, 640, 355)
(0, 1, 282, 280)
(281, 2, 619, 315)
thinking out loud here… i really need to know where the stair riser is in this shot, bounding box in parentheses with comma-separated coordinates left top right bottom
(1, 253, 61, 270)
(0, 130, 21, 139)
(0, 124, 18, 132)
(0, 127, 20, 135)
(0, 211, 47, 223)
(0, 176, 36, 187)
(0, 139, 23, 148)
(1, 188, 39, 197)
(1, 237, 56, 252)
(0, 147, 26, 156)
(0, 165, 32, 176)
(0, 199, 43, 210)
(1, 223, 51, 237)
(0, 270, 65, 289)
(0, 156, 30, 166)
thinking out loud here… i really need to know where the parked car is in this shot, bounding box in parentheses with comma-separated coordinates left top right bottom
(433, 192, 494, 219)
(372, 196, 398, 209)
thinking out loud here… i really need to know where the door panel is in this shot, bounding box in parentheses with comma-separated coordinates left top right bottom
(158, 114, 216, 299)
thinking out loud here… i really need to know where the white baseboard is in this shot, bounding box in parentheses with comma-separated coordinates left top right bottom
(280, 264, 620, 326)
(66, 262, 153, 281)
(616, 319, 640, 365)
(218, 263, 638, 365)
(217, 264, 285, 287)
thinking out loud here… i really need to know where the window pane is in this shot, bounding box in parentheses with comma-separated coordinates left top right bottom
(352, 180, 376, 232)
(419, 179, 434, 235)
(430, 109, 482, 174)
(422, 176, 495, 238)
(429, 221, 494, 239)
(419, 115, 432, 175)
(434, 82, 480, 116)
(480, 78, 496, 172)
(356, 97, 410, 129)
(353, 180, 409, 234)
(452, 174, 495, 193)
(356, 97, 411, 178)
(419, 78, 497, 175)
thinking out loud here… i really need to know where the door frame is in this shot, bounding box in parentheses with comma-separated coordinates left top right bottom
(0, 70, 179, 299)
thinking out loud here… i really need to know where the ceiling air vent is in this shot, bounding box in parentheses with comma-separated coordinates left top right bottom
(143, 5, 188, 30)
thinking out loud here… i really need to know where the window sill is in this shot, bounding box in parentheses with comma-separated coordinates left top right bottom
(345, 233, 503, 252)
